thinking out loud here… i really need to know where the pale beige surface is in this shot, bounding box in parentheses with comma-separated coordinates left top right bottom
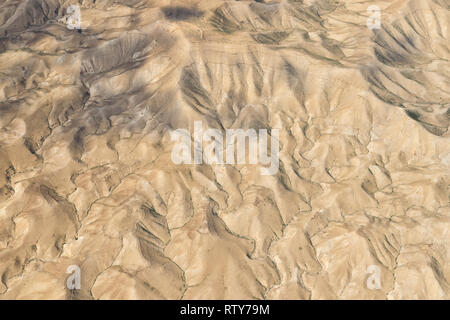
(0, 0, 449, 300)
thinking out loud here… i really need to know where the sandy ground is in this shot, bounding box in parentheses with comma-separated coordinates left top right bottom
(0, 0, 448, 299)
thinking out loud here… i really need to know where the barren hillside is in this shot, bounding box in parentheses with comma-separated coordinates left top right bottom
(0, 0, 448, 299)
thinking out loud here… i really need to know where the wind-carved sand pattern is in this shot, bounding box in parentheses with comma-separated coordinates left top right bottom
(0, 0, 448, 300)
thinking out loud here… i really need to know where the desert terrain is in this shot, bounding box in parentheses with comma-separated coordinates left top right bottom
(0, 0, 449, 299)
